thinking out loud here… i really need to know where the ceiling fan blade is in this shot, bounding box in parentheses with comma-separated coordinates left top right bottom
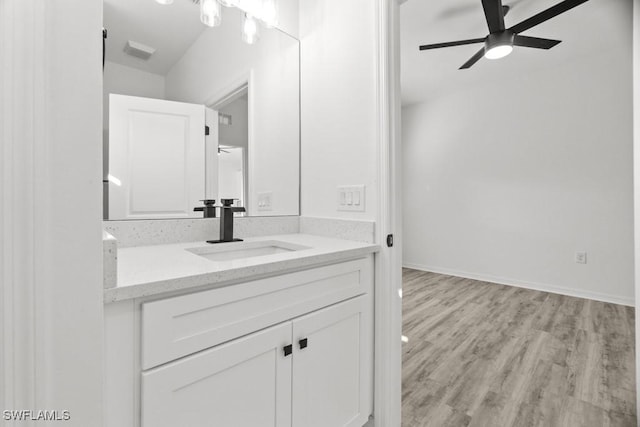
(459, 48, 485, 70)
(481, 0, 506, 33)
(509, 0, 589, 34)
(419, 38, 485, 51)
(513, 35, 562, 49)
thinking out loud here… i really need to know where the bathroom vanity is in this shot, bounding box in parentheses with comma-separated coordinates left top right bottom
(104, 233, 378, 427)
(102, 1, 380, 424)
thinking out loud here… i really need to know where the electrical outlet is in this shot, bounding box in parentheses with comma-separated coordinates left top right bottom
(575, 251, 587, 264)
(257, 192, 273, 211)
(337, 185, 365, 212)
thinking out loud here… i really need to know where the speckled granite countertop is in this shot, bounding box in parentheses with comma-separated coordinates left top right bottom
(104, 234, 379, 303)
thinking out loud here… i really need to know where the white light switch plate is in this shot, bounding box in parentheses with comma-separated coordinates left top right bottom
(337, 185, 365, 212)
(257, 192, 273, 211)
(575, 251, 587, 264)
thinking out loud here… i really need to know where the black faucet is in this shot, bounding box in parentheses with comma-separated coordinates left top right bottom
(194, 199, 217, 218)
(207, 198, 246, 244)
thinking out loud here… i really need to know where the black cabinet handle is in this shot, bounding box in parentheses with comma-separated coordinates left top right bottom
(299, 338, 308, 349)
(283, 344, 293, 357)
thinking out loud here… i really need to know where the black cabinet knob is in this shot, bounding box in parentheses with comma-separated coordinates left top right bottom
(299, 338, 308, 349)
(283, 344, 293, 357)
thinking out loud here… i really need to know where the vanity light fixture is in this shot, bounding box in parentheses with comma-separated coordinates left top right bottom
(200, 0, 222, 27)
(242, 13, 260, 44)
(156, 0, 276, 44)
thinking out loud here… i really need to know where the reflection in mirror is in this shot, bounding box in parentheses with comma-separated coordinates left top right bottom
(102, 0, 300, 220)
(214, 88, 249, 209)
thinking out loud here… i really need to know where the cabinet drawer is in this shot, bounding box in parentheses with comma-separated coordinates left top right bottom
(141, 257, 372, 369)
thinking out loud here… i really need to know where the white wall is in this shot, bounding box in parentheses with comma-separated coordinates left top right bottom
(166, 7, 299, 216)
(103, 60, 166, 129)
(276, 0, 299, 39)
(299, 3, 402, 425)
(403, 42, 634, 305)
(1, 0, 104, 424)
(299, 0, 378, 221)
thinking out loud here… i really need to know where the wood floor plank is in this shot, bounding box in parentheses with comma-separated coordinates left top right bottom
(401, 269, 637, 427)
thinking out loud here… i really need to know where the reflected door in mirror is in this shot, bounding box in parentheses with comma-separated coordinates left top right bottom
(108, 94, 218, 220)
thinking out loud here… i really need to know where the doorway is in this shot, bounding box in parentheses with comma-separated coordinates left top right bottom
(209, 85, 249, 213)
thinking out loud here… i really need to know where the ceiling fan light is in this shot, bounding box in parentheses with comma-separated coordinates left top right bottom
(483, 31, 515, 60)
(485, 44, 513, 60)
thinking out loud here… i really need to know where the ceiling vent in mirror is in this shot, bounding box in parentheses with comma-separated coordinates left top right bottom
(124, 40, 156, 61)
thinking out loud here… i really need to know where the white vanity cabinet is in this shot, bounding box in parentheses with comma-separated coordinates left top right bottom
(104, 256, 374, 427)
(142, 322, 293, 427)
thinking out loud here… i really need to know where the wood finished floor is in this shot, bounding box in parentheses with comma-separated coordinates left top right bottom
(401, 269, 637, 427)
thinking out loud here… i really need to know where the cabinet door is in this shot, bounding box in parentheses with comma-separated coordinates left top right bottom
(142, 322, 292, 427)
(292, 296, 373, 427)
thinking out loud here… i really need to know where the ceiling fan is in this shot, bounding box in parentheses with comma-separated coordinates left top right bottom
(419, 0, 589, 69)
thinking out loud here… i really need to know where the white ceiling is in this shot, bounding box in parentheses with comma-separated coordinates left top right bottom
(104, 0, 209, 75)
(400, 0, 632, 106)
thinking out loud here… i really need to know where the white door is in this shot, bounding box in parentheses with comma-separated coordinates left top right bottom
(141, 322, 292, 427)
(108, 94, 209, 219)
(292, 297, 373, 427)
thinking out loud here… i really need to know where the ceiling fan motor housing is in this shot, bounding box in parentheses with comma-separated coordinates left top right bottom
(485, 31, 515, 53)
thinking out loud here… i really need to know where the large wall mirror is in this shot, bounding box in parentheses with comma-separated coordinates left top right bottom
(103, 0, 300, 220)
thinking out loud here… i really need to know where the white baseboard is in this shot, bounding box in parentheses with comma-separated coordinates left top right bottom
(402, 262, 635, 307)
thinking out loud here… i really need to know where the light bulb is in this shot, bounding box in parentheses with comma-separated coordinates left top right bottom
(155, 0, 174, 4)
(261, 0, 278, 27)
(242, 13, 260, 45)
(201, 0, 222, 27)
(484, 44, 513, 60)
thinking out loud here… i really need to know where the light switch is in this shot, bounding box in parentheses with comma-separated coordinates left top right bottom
(575, 251, 587, 264)
(257, 192, 273, 211)
(337, 185, 365, 212)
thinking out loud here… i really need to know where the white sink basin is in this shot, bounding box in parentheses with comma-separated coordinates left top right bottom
(186, 240, 310, 262)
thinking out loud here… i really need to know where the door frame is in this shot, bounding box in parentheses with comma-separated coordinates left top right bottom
(373, 0, 403, 425)
(206, 73, 253, 214)
(633, 0, 640, 417)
